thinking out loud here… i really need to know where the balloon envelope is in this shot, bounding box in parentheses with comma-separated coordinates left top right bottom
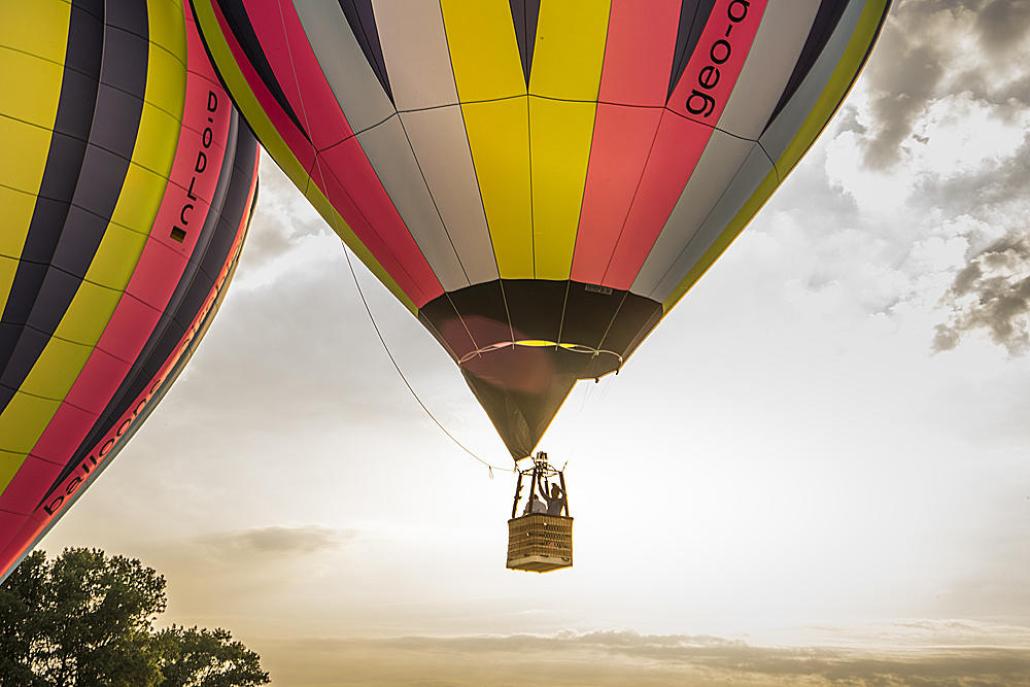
(0, 0, 259, 581)
(191, 0, 890, 458)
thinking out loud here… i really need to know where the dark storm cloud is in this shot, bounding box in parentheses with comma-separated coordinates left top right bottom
(256, 632, 1030, 687)
(860, 0, 1030, 169)
(935, 233, 1030, 353)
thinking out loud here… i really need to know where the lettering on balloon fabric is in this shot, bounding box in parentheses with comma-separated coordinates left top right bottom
(681, 0, 758, 119)
(40, 249, 238, 519)
(38, 79, 239, 519)
(42, 373, 167, 517)
(171, 91, 220, 243)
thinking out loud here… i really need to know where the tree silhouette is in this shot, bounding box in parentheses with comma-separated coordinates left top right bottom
(0, 549, 268, 687)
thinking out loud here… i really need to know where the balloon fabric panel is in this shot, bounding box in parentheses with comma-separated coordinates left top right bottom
(1, 0, 164, 459)
(0, 0, 259, 583)
(191, 0, 891, 458)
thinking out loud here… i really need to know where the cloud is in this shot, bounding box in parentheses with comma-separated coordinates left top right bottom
(129, 526, 354, 579)
(154, 147, 475, 452)
(858, 0, 1030, 169)
(862, 27, 947, 169)
(935, 233, 1030, 353)
(917, 133, 1030, 220)
(195, 525, 351, 558)
(121, 525, 357, 625)
(240, 156, 332, 271)
(974, 0, 1030, 57)
(253, 631, 1030, 687)
(815, 1, 1030, 355)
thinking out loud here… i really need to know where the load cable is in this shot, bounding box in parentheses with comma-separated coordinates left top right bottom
(343, 247, 514, 475)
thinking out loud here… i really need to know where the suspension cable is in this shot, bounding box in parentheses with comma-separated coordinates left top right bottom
(342, 246, 514, 475)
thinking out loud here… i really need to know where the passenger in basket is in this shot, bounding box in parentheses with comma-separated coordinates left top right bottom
(539, 482, 566, 517)
(524, 492, 547, 515)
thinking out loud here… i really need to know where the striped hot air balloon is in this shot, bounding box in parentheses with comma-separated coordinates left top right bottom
(191, 0, 890, 459)
(0, 0, 259, 581)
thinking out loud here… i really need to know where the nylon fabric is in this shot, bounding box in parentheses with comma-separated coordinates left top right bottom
(0, 0, 260, 584)
(189, 0, 892, 459)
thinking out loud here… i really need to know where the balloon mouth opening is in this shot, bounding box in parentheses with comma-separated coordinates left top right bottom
(458, 340, 623, 397)
(457, 339, 623, 373)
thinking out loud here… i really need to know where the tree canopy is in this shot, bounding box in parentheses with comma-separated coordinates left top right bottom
(0, 549, 269, 687)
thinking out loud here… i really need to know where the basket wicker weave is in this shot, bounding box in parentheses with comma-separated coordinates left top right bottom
(506, 514, 573, 572)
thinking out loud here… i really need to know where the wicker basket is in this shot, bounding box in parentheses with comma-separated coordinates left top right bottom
(506, 514, 573, 572)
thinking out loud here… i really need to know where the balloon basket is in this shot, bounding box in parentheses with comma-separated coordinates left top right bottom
(506, 513, 573, 573)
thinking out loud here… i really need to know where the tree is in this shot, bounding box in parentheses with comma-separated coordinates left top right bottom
(155, 627, 268, 687)
(0, 549, 269, 687)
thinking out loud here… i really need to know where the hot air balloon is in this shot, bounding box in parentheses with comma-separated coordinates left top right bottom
(0, 0, 259, 582)
(189, 0, 890, 569)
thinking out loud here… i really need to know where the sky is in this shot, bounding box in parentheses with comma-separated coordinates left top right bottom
(37, 1, 1030, 685)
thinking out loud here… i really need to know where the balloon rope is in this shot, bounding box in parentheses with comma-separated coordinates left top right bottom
(342, 247, 514, 474)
